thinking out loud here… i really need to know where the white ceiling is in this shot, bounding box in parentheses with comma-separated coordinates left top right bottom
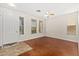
(0, 3, 79, 19)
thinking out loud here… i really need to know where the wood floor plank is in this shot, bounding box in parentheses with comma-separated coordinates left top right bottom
(19, 37, 78, 56)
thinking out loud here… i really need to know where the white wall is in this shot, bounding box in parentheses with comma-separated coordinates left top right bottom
(0, 6, 45, 45)
(0, 6, 78, 46)
(0, 9, 2, 46)
(0, 7, 4, 46)
(46, 12, 78, 42)
(78, 11, 79, 43)
(68, 13, 76, 25)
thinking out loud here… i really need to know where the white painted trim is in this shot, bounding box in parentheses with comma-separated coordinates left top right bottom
(16, 34, 45, 43)
(46, 33, 78, 43)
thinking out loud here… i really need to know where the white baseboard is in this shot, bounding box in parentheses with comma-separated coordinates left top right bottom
(18, 34, 45, 42)
(2, 33, 77, 47)
(46, 33, 78, 43)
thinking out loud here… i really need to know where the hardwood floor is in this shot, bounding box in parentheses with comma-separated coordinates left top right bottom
(19, 37, 78, 56)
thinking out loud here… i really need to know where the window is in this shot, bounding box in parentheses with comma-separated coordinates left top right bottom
(19, 16, 24, 35)
(31, 19, 37, 34)
(39, 21, 43, 33)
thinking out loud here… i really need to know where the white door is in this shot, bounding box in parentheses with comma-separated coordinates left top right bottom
(0, 15, 3, 46)
(3, 9, 19, 44)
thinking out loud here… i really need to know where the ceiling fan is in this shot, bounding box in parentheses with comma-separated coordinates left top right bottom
(36, 9, 54, 19)
(44, 11, 55, 20)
